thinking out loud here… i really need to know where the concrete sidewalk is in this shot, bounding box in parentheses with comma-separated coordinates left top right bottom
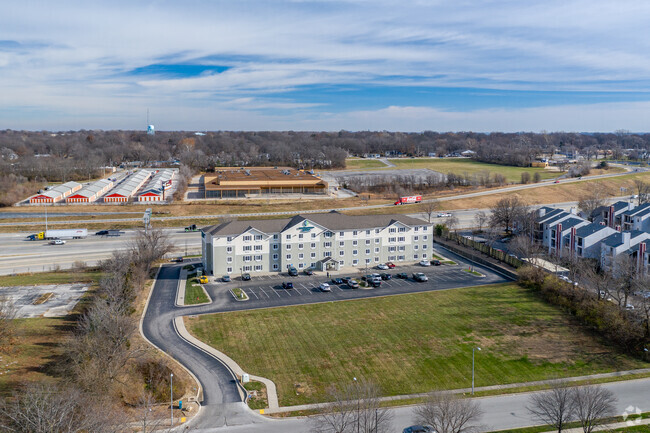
(265, 368, 650, 414)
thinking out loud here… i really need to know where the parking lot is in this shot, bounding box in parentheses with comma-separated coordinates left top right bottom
(199, 249, 511, 313)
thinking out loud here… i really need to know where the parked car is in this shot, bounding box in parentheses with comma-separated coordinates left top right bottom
(380, 273, 392, 280)
(50, 239, 66, 245)
(341, 276, 352, 283)
(385, 262, 396, 269)
(396, 272, 408, 279)
(304, 269, 314, 276)
(419, 260, 431, 267)
(361, 275, 373, 281)
(241, 273, 251, 281)
(376, 263, 389, 270)
(222, 275, 231, 282)
(369, 279, 381, 288)
(176, 256, 184, 263)
(347, 279, 360, 289)
(331, 277, 343, 285)
(288, 267, 298, 276)
(403, 426, 434, 433)
(431, 259, 441, 266)
(319, 283, 331, 292)
(625, 304, 635, 311)
(437, 212, 452, 217)
(554, 179, 560, 183)
(199, 275, 208, 284)
(413, 273, 428, 282)
(281, 282, 294, 289)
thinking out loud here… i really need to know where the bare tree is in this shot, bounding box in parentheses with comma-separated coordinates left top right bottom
(311, 379, 392, 433)
(580, 261, 615, 301)
(527, 382, 575, 433)
(445, 214, 460, 233)
(420, 200, 440, 223)
(571, 385, 617, 433)
(473, 211, 488, 234)
(0, 295, 16, 351)
(489, 196, 527, 234)
(412, 392, 483, 433)
(510, 235, 543, 265)
(578, 185, 606, 221)
(634, 180, 650, 205)
(533, 172, 542, 183)
(130, 228, 174, 272)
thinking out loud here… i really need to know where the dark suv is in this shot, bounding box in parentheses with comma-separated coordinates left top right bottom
(241, 273, 251, 281)
(281, 281, 294, 289)
(288, 267, 298, 276)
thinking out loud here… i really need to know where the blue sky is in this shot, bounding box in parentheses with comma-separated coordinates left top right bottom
(2, 0, 650, 132)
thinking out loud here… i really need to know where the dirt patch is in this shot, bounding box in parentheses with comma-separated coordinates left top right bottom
(32, 292, 54, 305)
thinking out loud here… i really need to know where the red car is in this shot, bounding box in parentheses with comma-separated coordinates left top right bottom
(386, 262, 396, 269)
(554, 180, 560, 184)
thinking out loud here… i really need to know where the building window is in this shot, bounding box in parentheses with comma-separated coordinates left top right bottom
(286, 245, 292, 250)
(352, 250, 358, 256)
(339, 231, 344, 237)
(286, 254, 292, 260)
(374, 257, 379, 262)
(298, 263, 304, 268)
(422, 253, 427, 259)
(273, 264, 279, 270)
(389, 237, 396, 243)
(398, 255, 405, 261)
(324, 242, 331, 248)
(310, 262, 316, 268)
(365, 239, 370, 245)
(423, 226, 429, 231)
(227, 257, 233, 263)
(414, 254, 419, 259)
(414, 227, 419, 232)
(254, 235, 262, 241)
(254, 255, 262, 261)
(325, 231, 332, 238)
(365, 258, 371, 264)
(273, 234, 279, 240)
(422, 244, 428, 250)
(389, 228, 396, 233)
(414, 245, 419, 250)
(375, 238, 380, 244)
(352, 240, 358, 246)
(273, 254, 279, 260)
(227, 236, 233, 242)
(299, 253, 304, 259)
(244, 255, 251, 262)
(324, 251, 332, 257)
(254, 265, 262, 271)
(398, 237, 405, 242)
(244, 245, 252, 252)
(423, 235, 428, 241)
(414, 236, 419, 241)
(366, 230, 371, 235)
(311, 243, 316, 249)
(339, 251, 345, 256)
(339, 260, 344, 266)
(353, 230, 358, 236)
(254, 245, 262, 251)
(311, 233, 317, 239)
(311, 252, 316, 259)
(244, 265, 251, 271)
(399, 227, 406, 233)
(227, 246, 233, 253)
(286, 234, 292, 240)
(375, 229, 380, 234)
(388, 255, 396, 261)
(399, 246, 405, 252)
(273, 244, 279, 250)
(365, 249, 370, 255)
(339, 241, 345, 247)
(352, 259, 358, 265)
(299, 233, 303, 239)
(243, 235, 252, 242)
(299, 243, 304, 249)
(389, 246, 396, 252)
(375, 247, 379, 253)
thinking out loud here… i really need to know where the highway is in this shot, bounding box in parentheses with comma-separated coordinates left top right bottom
(143, 263, 650, 433)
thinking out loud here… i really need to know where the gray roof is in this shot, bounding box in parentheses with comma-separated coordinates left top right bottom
(537, 208, 565, 224)
(601, 232, 624, 248)
(575, 222, 609, 238)
(611, 201, 631, 212)
(624, 203, 650, 218)
(543, 212, 573, 227)
(555, 217, 587, 231)
(203, 211, 428, 237)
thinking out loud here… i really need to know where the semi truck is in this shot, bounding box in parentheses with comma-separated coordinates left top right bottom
(27, 229, 88, 241)
(394, 195, 422, 205)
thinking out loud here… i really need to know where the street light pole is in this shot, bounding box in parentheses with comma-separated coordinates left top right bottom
(353, 377, 359, 433)
(170, 373, 174, 426)
(472, 347, 481, 395)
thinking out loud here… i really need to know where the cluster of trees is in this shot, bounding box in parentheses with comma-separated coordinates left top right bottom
(0, 229, 183, 432)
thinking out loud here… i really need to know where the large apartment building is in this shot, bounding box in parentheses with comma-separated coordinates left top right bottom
(201, 212, 433, 276)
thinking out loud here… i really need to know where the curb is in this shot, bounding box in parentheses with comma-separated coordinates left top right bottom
(229, 288, 250, 301)
(175, 268, 213, 307)
(174, 316, 280, 411)
(138, 264, 204, 430)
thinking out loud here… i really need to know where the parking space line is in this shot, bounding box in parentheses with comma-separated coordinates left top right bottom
(258, 287, 269, 299)
(245, 288, 259, 300)
(269, 285, 283, 297)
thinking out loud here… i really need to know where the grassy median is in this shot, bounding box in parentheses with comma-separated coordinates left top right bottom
(186, 283, 648, 406)
(184, 273, 209, 305)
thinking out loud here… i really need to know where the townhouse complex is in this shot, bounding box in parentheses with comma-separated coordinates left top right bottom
(536, 201, 650, 272)
(201, 212, 433, 276)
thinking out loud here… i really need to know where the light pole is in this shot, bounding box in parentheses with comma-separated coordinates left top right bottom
(170, 373, 174, 426)
(472, 347, 481, 395)
(353, 377, 359, 433)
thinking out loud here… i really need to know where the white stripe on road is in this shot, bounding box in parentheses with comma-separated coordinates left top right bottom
(269, 285, 282, 297)
(245, 288, 259, 300)
(258, 287, 270, 299)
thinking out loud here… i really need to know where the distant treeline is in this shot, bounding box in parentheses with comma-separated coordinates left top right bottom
(1, 130, 649, 183)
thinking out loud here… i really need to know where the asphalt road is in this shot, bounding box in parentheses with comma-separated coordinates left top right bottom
(143, 250, 650, 432)
(0, 228, 201, 275)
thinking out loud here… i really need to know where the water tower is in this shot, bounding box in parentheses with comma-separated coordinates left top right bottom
(147, 124, 155, 135)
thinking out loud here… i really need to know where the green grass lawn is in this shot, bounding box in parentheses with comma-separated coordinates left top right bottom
(184, 274, 209, 305)
(0, 269, 103, 287)
(186, 283, 648, 406)
(344, 158, 388, 169)
(387, 158, 559, 182)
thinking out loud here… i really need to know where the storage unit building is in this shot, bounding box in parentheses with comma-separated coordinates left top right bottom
(137, 169, 176, 202)
(103, 170, 152, 203)
(29, 181, 82, 204)
(66, 179, 114, 203)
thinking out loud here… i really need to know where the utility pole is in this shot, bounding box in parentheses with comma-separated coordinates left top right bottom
(170, 373, 174, 426)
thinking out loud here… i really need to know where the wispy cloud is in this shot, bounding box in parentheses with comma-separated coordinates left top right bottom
(1, 0, 649, 130)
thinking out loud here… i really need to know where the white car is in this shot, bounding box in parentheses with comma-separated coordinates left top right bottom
(625, 304, 635, 311)
(437, 212, 452, 217)
(419, 260, 431, 267)
(319, 283, 331, 292)
(376, 263, 389, 270)
(50, 239, 66, 245)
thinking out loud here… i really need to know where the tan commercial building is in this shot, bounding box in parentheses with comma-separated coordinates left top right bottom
(204, 167, 329, 199)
